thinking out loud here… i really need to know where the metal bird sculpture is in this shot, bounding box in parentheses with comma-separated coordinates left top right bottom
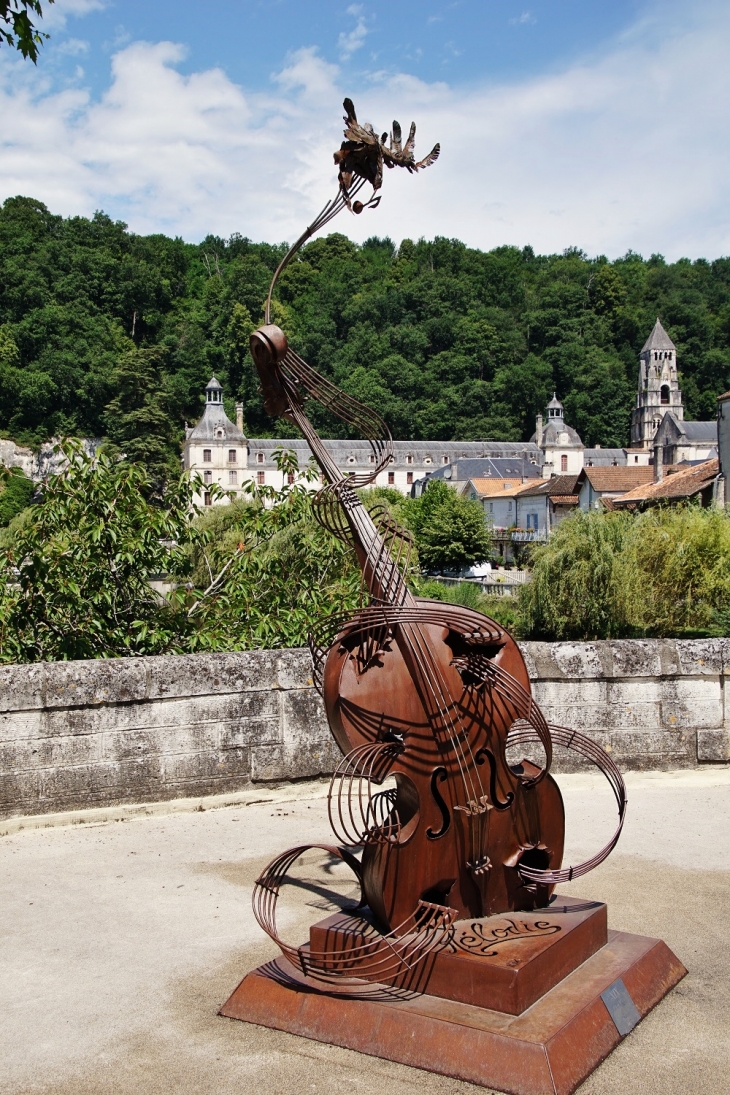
(334, 97, 440, 210)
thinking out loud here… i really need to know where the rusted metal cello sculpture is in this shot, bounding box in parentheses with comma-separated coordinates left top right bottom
(242, 101, 627, 990)
(222, 102, 687, 1092)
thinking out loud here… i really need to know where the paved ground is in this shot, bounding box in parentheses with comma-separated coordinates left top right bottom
(1, 767, 729, 1095)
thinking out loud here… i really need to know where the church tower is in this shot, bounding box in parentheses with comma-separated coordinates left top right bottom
(630, 318, 683, 449)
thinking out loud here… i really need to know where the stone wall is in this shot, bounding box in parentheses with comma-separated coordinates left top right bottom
(1, 640, 728, 820)
(522, 638, 730, 770)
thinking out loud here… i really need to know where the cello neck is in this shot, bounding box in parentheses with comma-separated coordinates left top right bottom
(288, 403, 414, 608)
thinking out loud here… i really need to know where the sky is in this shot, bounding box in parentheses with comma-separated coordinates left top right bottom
(0, 0, 728, 259)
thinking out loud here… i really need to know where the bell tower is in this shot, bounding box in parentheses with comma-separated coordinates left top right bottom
(630, 318, 683, 449)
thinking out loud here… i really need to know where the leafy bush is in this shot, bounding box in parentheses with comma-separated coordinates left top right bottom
(520, 505, 730, 640)
(0, 467, 33, 527)
(0, 445, 362, 662)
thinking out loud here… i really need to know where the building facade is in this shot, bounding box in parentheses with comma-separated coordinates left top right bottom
(183, 377, 532, 503)
(631, 318, 684, 449)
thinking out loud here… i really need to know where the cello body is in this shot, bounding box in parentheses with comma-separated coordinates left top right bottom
(323, 604, 565, 929)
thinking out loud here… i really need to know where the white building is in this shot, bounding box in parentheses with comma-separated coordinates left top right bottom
(183, 377, 522, 504)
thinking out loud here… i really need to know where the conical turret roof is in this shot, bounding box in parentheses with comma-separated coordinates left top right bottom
(641, 318, 676, 353)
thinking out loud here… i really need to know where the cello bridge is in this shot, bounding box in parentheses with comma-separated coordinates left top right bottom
(454, 795, 492, 817)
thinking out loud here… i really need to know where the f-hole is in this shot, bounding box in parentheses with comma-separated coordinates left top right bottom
(426, 767, 451, 839)
(475, 748, 514, 810)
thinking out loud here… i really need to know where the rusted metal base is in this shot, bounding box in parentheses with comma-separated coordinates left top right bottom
(220, 912, 686, 1095)
(308, 895, 608, 1015)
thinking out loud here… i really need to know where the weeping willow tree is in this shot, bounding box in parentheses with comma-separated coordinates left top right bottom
(520, 505, 730, 640)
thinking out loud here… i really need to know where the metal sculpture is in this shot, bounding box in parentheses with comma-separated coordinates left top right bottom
(246, 100, 626, 988)
(222, 102, 686, 1093)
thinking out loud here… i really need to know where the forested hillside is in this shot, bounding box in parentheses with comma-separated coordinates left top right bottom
(2, 194, 730, 458)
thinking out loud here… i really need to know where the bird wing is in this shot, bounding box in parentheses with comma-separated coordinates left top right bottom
(414, 142, 440, 170)
(402, 121, 416, 159)
(343, 98, 357, 125)
(344, 120, 380, 146)
(390, 119, 402, 155)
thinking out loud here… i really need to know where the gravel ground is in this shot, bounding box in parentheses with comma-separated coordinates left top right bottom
(1, 767, 728, 1095)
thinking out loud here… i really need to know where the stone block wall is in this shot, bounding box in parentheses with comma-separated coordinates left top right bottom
(1, 639, 729, 820)
(520, 638, 730, 770)
(0, 649, 339, 820)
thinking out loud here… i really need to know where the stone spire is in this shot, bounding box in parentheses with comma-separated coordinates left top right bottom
(630, 319, 683, 450)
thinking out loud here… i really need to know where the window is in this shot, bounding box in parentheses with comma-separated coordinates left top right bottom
(507, 501, 512, 511)
(660, 385, 670, 405)
(388, 471, 395, 485)
(204, 492, 212, 507)
(424, 457, 432, 465)
(257, 471, 265, 485)
(634, 455, 639, 464)
(228, 449, 237, 463)
(347, 456, 356, 464)
(442, 456, 449, 465)
(287, 472, 295, 485)
(228, 469, 237, 485)
(369, 454, 375, 464)
(216, 430, 224, 439)
(204, 470, 212, 485)
(560, 454, 568, 472)
(488, 502, 494, 513)
(203, 449, 211, 463)
(406, 455, 413, 465)
(407, 472, 413, 485)
(257, 452, 264, 464)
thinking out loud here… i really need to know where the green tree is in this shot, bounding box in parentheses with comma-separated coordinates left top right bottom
(520, 506, 730, 640)
(0, 0, 53, 61)
(402, 480, 492, 573)
(0, 443, 207, 662)
(102, 346, 179, 485)
(519, 510, 636, 640)
(0, 466, 32, 526)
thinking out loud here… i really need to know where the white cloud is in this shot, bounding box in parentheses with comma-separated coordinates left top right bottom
(510, 12, 536, 26)
(42, 0, 107, 30)
(337, 6, 368, 59)
(55, 37, 89, 55)
(0, 2, 728, 259)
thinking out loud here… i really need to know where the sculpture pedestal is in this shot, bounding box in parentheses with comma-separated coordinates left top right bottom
(220, 897, 686, 1095)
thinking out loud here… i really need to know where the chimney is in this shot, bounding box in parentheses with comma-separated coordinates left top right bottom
(536, 413, 543, 448)
(236, 402, 245, 434)
(654, 441, 664, 482)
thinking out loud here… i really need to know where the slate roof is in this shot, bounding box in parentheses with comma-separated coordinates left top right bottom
(427, 454, 542, 482)
(582, 448, 627, 466)
(578, 466, 654, 492)
(238, 439, 541, 470)
(613, 459, 719, 507)
(641, 318, 676, 353)
(675, 420, 717, 442)
(186, 403, 245, 442)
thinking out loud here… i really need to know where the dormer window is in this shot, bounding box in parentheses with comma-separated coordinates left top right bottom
(369, 454, 375, 464)
(347, 456, 356, 464)
(257, 452, 264, 464)
(406, 455, 413, 465)
(442, 456, 449, 465)
(216, 430, 224, 439)
(424, 457, 432, 465)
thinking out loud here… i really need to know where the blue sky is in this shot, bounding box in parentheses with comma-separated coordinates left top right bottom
(37, 1, 646, 97)
(0, 0, 728, 258)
